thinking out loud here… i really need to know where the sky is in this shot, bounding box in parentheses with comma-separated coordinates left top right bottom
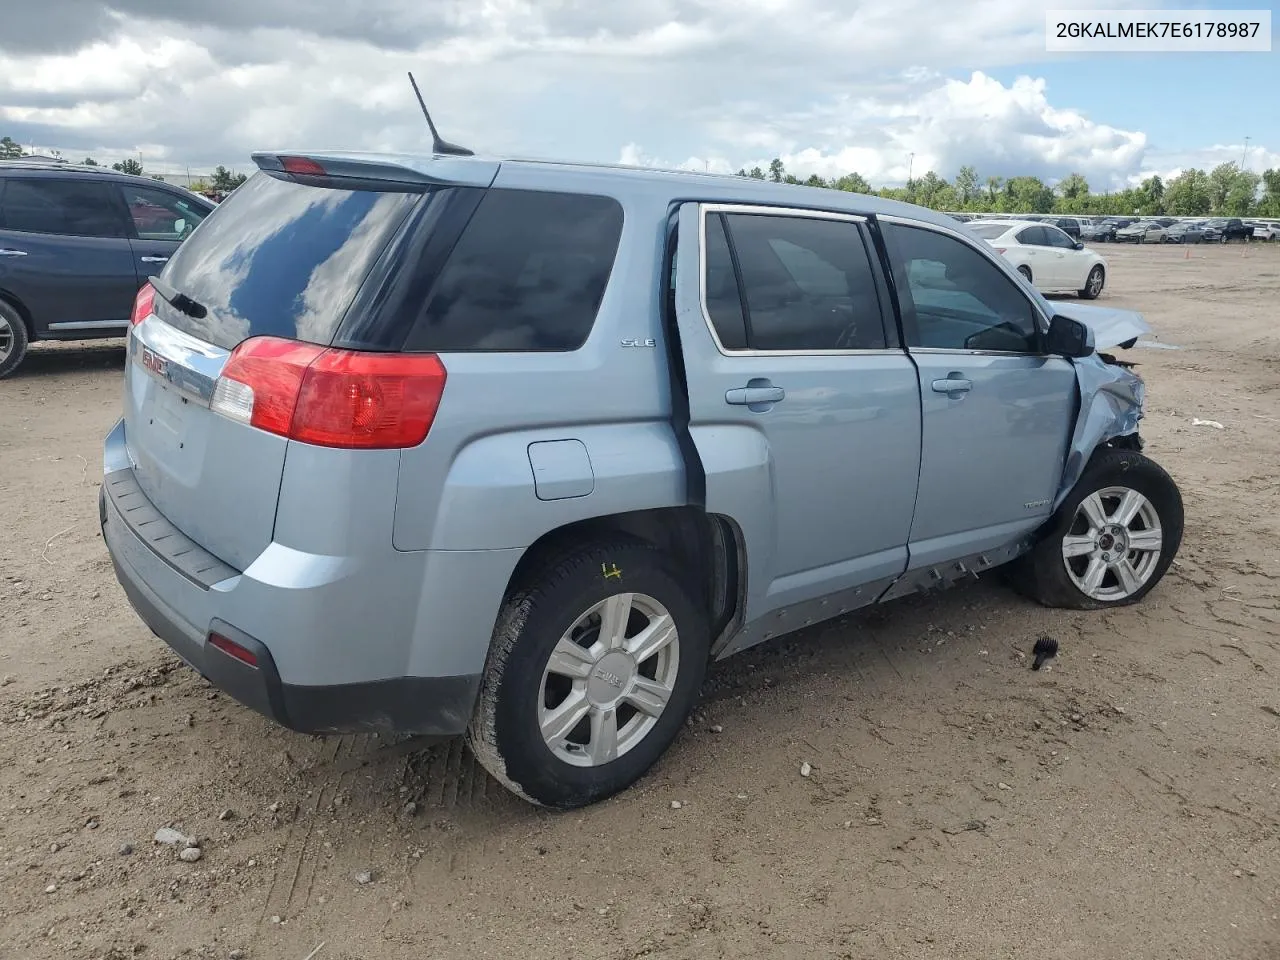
(0, 0, 1275, 190)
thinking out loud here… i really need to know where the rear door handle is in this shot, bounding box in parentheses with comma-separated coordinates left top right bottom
(726, 381, 785, 407)
(140, 256, 169, 263)
(931, 375, 972, 396)
(0, 248, 28, 257)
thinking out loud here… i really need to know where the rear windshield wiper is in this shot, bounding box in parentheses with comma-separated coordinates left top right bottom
(150, 276, 209, 320)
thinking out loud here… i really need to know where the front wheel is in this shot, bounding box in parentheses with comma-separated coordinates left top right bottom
(1079, 265, 1105, 299)
(469, 539, 709, 808)
(0, 301, 30, 380)
(1012, 448, 1183, 610)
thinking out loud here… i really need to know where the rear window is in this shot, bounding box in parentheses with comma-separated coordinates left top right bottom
(158, 172, 418, 350)
(401, 188, 624, 352)
(968, 223, 1009, 239)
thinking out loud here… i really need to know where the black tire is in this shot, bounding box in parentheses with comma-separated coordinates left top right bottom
(1078, 265, 1105, 299)
(1011, 448, 1183, 610)
(1017, 265, 1033, 283)
(468, 539, 709, 808)
(0, 300, 30, 379)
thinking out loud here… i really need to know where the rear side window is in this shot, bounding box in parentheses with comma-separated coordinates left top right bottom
(402, 189, 623, 352)
(0, 178, 129, 238)
(715, 212, 887, 352)
(120, 184, 210, 241)
(158, 172, 419, 350)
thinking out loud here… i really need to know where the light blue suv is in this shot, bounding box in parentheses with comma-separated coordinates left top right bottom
(100, 151, 1183, 808)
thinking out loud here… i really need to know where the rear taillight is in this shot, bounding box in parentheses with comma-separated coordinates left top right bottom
(210, 337, 447, 449)
(130, 283, 156, 326)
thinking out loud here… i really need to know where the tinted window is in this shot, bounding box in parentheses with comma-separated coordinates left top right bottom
(0, 178, 128, 238)
(968, 223, 1009, 239)
(159, 172, 419, 350)
(703, 213, 746, 349)
(1016, 226, 1047, 245)
(883, 222, 1039, 353)
(120, 184, 210, 241)
(403, 189, 623, 352)
(720, 213, 885, 351)
(1043, 226, 1077, 248)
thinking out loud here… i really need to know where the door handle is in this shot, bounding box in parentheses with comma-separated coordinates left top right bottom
(140, 256, 169, 263)
(931, 375, 972, 396)
(0, 248, 28, 257)
(726, 380, 785, 407)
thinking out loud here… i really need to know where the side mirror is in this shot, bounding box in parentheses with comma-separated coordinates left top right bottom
(1046, 314, 1094, 358)
(1073, 240, 1084, 250)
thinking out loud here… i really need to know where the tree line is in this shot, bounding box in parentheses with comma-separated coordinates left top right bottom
(1, 136, 247, 192)
(740, 159, 1280, 218)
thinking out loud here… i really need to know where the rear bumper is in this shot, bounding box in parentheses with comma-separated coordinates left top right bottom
(99, 418, 499, 736)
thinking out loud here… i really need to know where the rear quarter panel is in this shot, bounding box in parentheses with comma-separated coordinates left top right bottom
(392, 173, 688, 553)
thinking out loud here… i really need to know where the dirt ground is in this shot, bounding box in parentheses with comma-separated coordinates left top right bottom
(2, 242, 1279, 960)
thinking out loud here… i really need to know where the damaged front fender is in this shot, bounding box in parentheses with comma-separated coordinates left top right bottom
(1056, 348, 1146, 508)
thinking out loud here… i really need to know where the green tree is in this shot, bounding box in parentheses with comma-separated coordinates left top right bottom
(803, 173, 827, 187)
(210, 165, 247, 191)
(768, 158, 785, 183)
(1162, 168, 1212, 216)
(747, 166, 765, 180)
(1260, 168, 1280, 217)
(913, 170, 948, 208)
(954, 165, 978, 207)
(82, 157, 99, 166)
(150, 173, 166, 181)
(1002, 176, 1054, 213)
(831, 172, 871, 194)
(1135, 175, 1165, 215)
(1054, 172, 1091, 212)
(0, 136, 24, 159)
(985, 175, 1004, 205)
(112, 158, 144, 176)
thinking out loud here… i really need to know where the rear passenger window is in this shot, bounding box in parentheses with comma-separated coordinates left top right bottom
(703, 213, 747, 349)
(710, 213, 886, 352)
(403, 189, 623, 352)
(0, 178, 129, 238)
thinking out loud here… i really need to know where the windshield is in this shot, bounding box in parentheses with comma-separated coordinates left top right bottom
(157, 172, 420, 350)
(968, 223, 1009, 239)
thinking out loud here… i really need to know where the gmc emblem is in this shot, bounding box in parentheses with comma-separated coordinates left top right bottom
(140, 347, 168, 377)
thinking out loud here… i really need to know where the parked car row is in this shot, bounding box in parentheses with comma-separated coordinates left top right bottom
(0, 159, 215, 377)
(951, 211, 1276, 244)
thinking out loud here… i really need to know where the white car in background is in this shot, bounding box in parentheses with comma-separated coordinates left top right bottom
(968, 219, 1108, 299)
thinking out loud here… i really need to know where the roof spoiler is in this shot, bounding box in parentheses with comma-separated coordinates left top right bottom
(250, 152, 497, 188)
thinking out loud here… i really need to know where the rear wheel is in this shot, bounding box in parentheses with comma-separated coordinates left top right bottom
(0, 301, 30, 379)
(469, 539, 709, 808)
(1012, 448, 1183, 610)
(1079, 265, 1105, 299)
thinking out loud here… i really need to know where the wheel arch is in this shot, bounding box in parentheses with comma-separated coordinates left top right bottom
(502, 506, 746, 658)
(0, 288, 34, 338)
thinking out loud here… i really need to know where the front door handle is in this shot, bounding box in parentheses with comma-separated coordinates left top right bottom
(726, 379, 785, 407)
(140, 256, 169, 263)
(931, 375, 972, 396)
(0, 248, 28, 257)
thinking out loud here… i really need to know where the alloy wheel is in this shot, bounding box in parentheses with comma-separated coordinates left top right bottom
(1087, 267, 1104, 297)
(0, 315, 13, 362)
(539, 592, 680, 767)
(1061, 486, 1163, 601)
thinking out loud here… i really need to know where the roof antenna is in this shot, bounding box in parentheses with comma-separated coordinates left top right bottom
(407, 72, 474, 157)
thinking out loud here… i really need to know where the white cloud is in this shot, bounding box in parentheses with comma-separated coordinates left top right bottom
(0, 0, 1269, 190)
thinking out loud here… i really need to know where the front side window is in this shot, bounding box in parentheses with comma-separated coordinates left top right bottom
(0, 178, 129, 238)
(882, 222, 1040, 354)
(120, 185, 210, 241)
(707, 211, 887, 352)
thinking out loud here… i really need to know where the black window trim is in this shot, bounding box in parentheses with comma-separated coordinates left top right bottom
(696, 201, 900, 357)
(877, 213, 1051, 357)
(0, 174, 133, 240)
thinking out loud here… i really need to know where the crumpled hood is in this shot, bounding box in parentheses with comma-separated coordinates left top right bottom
(1046, 302, 1151, 350)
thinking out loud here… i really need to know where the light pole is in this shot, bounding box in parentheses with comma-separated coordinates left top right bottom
(907, 152, 915, 185)
(1241, 136, 1251, 170)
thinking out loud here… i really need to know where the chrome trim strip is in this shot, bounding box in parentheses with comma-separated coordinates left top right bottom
(131, 316, 228, 406)
(47, 319, 128, 331)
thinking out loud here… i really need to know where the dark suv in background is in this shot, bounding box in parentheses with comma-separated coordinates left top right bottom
(0, 160, 214, 377)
